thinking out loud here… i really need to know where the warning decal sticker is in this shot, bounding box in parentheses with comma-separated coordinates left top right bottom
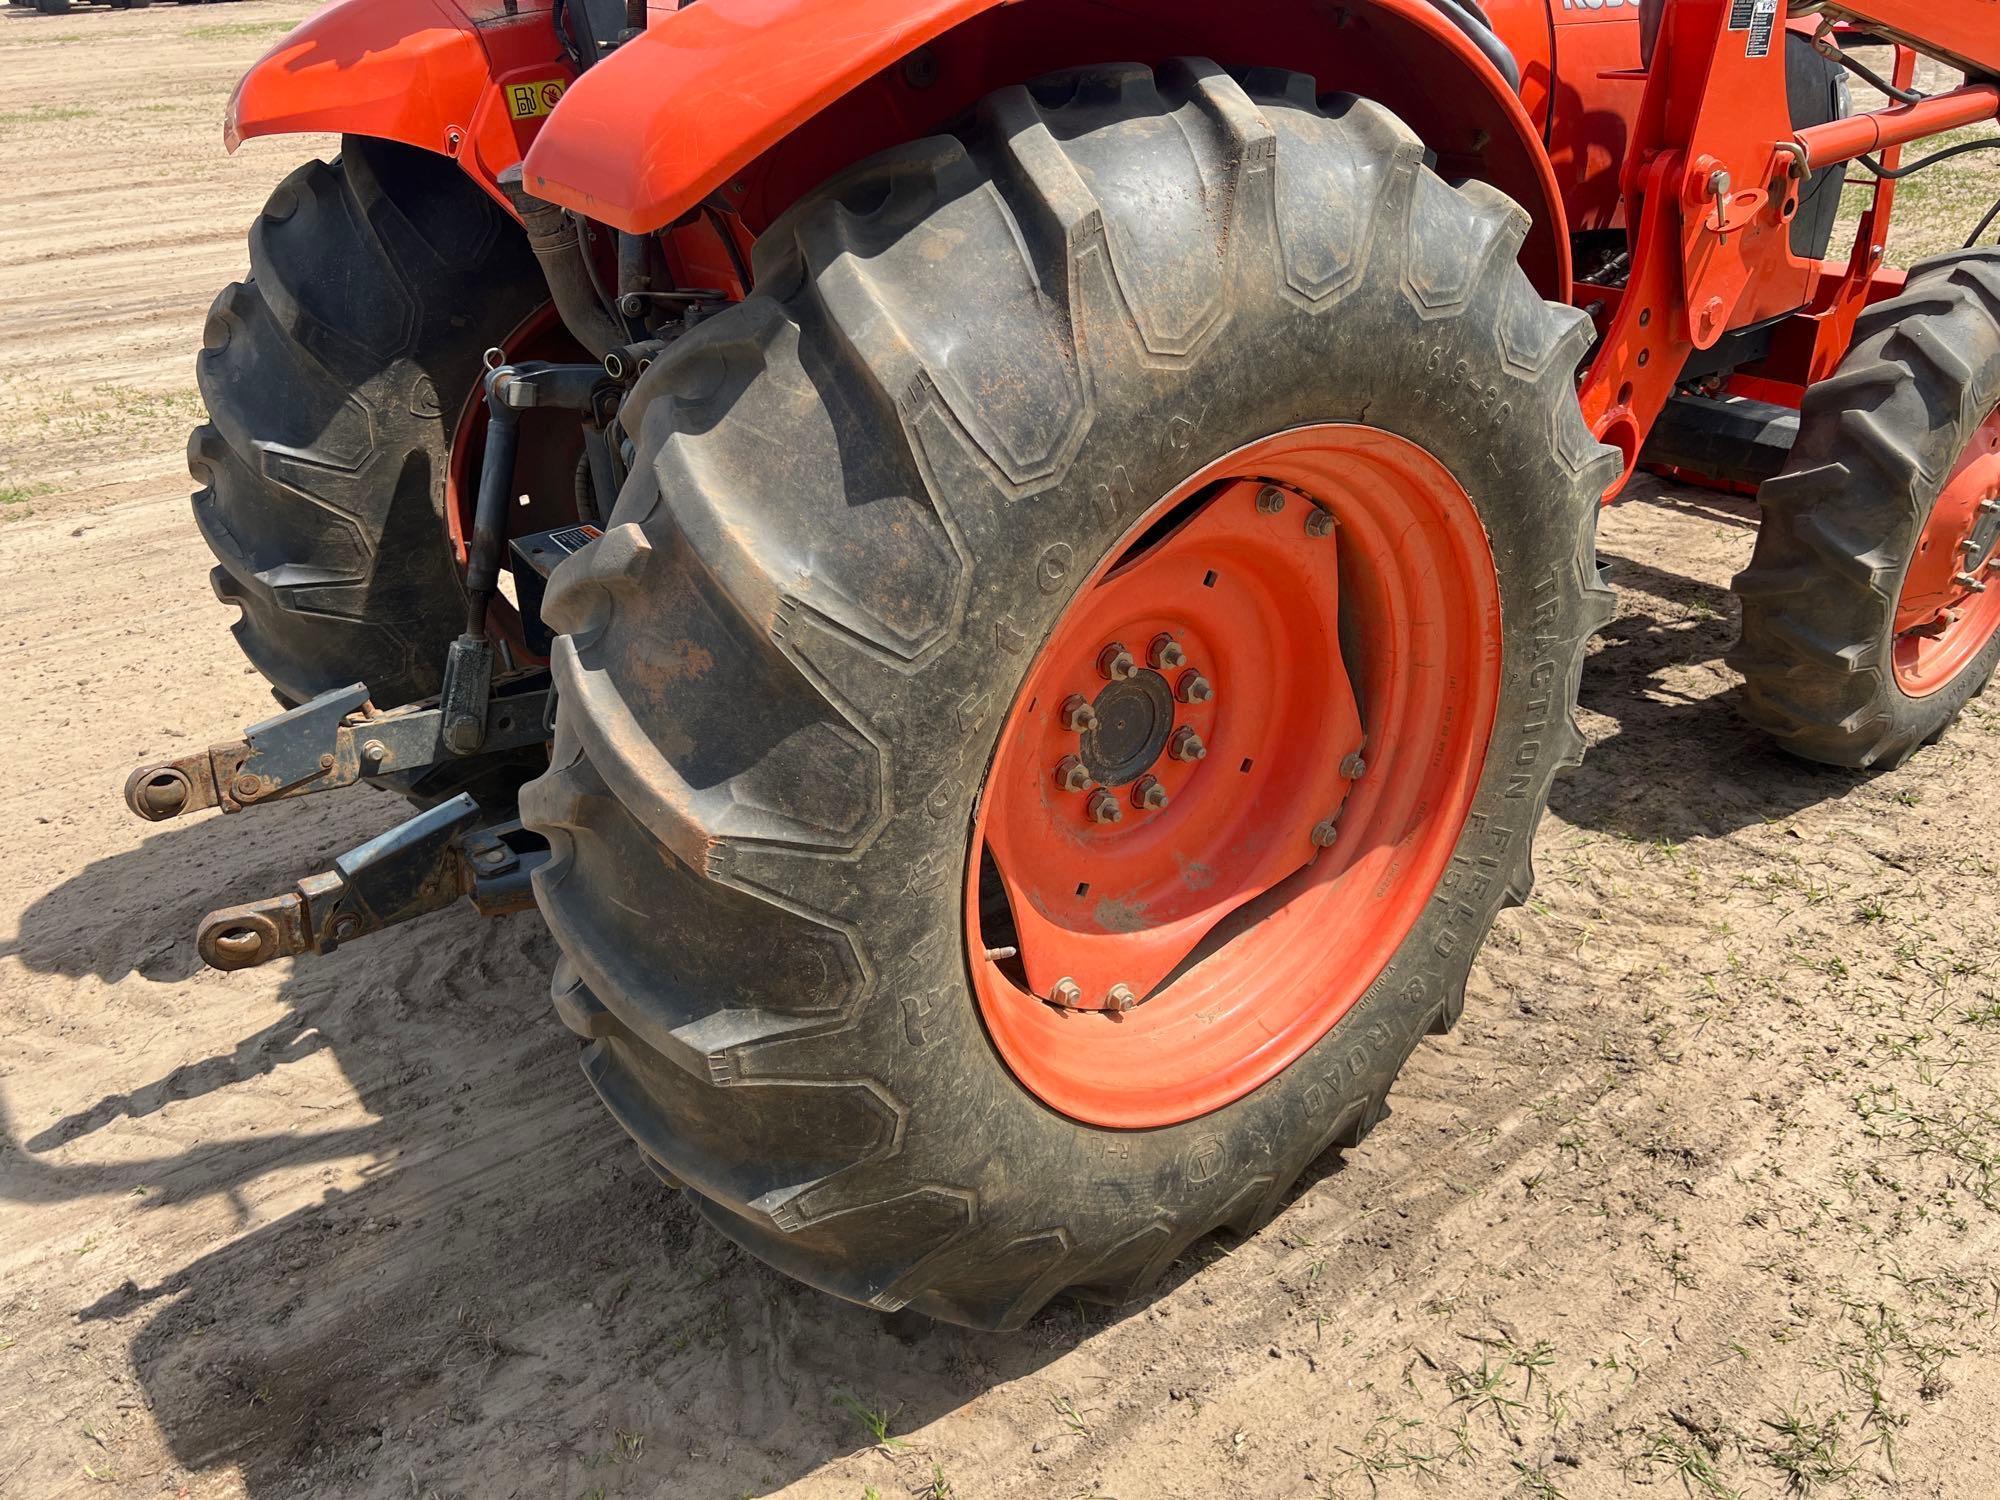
(1745, 0, 1777, 58)
(505, 79, 568, 122)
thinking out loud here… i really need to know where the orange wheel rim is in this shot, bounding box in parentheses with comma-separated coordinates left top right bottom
(1895, 405, 2000, 697)
(965, 426, 1503, 1129)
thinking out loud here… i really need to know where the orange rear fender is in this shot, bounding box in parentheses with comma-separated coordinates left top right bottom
(226, 0, 577, 213)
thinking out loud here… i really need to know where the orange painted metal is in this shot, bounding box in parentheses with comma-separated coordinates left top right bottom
(522, 0, 1574, 296)
(966, 427, 1500, 1129)
(1894, 408, 2000, 697)
(1819, 0, 2000, 77)
(225, 0, 575, 211)
(1797, 84, 2000, 171)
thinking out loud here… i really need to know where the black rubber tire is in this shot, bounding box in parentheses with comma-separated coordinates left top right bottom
(1732, 251, 2000, 770)
(522, 61, 1616, 1330)
(190, 136, 550, 800)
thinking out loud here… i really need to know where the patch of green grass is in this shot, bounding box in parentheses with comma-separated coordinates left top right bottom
(0, 105, 97, 127)
(188, 20, 299, 42)
(831, 1389, 906, 1451)
(1759, 1405, 1859, 1495)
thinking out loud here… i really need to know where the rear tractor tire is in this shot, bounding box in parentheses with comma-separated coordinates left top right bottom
(1734, 251, 2000, 768)
(191, 135, 554, 804)
(524, 60, 1616, 1329)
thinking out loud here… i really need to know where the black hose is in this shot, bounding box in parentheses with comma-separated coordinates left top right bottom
(1967, 194, 2000, 249)
(495, 167, 625, 360)
(1817, 38, 1926, 105)
(1858, 137, 2000, 179)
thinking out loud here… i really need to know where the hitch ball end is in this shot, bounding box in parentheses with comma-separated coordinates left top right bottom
(125, 766, 192, 821)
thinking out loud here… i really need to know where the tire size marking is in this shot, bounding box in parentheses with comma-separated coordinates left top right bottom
(1415, 343, 1514, 448)
(1506, 568, 1566, 800)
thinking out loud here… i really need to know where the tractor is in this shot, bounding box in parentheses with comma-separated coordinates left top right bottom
(124, 0, 2000, 1328)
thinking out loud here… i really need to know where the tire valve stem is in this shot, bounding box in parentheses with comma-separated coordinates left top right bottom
(984, 945, 1020, 962)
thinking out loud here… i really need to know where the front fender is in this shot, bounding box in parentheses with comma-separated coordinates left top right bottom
(228, 0, 575, 211)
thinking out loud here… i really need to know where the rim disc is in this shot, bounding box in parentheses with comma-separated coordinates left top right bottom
(965, 426, 1503, 1129)
(1895, 405, 2000, 697)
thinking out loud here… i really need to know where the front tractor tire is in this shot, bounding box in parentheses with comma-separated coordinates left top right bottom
(1734, 251, 2000, 768)
(523, 61, 1616, 1329)
(191, 136, 550, 795)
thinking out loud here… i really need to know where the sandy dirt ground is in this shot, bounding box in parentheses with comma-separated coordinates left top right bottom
(4, 6, 2000, 1498)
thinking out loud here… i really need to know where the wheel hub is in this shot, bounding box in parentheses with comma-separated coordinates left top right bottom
(1080, 670, 1177, 786)
(966, 427, 1504, 1127)
(1895, 405, 2000, 695)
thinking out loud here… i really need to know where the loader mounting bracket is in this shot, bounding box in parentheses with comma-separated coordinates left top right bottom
(195, 795, 549, 972)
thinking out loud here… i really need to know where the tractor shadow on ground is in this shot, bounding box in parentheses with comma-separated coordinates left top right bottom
(0, 792, 1181, 1497)
(1553, 493, 1875, 844)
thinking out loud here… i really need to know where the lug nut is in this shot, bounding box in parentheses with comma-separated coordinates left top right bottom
(1256, 485, 1287, 515)
(1341, 753, 1367, 780)
(362, 739, 388, 765)
(1149, 633, 1188, 670)
(1305, 508, 1336, 538)
(1981, 498, 2000, 515)
(1177, 671, 1214, 704)
(1063, 695, 1099, 733)
(1311, 819, 1341, 848)
(1051, 977, 1084, 1007)
(1098, 642, 1138, 681)
(1169, 727, 1207, 762)
(1107, 984, 1138, 1013)
(1133, 776, 1169, 812)
(1955, 571, 1990, 593)
(1087, 789, 1125, 824)
(1055, 755, 1092, 793)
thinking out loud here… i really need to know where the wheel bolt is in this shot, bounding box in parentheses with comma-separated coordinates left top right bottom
(1256, 486, 1287, 515)
(1063, 695, 1099, 733)
(1177, 671, 1213, 704)
(1107, 984, 1138, 1013)
(1098, 642, 1138, 681)
(1087, 789, 1124, 824)
(1305, 508, 1336, 539)
(1148, 633, 1187, 670)
(1311, 819, 1341, 848)
(1982, 499, 2000, 515)
(1955, 571, 1990, 593)
(1051, 977, 1083, 1007)
(1055, 755, 1092, 793)
(1962, 537, 1984, 556)
(1133, 776, 1169, 812)
(1169, 727, 1207, 762)
(1341, 753, 1367, 780)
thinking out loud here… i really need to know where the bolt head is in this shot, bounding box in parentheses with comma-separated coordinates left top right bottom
(1256, 486, 1287, 515)
(1980, 499, 2000, 516)
(231, 773, 263, 801)
(331, 914, 362, 942)
(1098, 643, 1138, 681)
(1149, 633, 1188, 671)
(1107, 984, 1138, 1013)
(1305, 508, 1336, 538)
(1134, 776, 1169, 812)
(1169, 727, 1207, 762)
(1177, 672, 1214, 704)
(1051, 977, 1084, 1007)
(1055, 755, 1092, 794)
(1341, 753, 1367, 780)
(1087, 789, 1124, 825)
(1311, 820, 1341, 848)
(1062, 695, 1099, 734)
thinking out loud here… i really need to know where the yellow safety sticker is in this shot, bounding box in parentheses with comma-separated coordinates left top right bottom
(505, 79, 568, 122)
